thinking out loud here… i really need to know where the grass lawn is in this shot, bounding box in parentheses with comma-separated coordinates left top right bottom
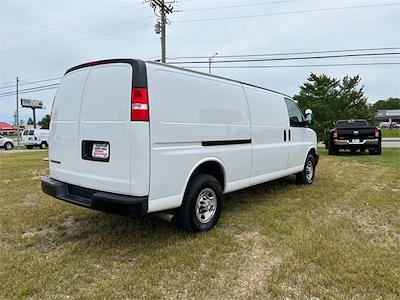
(382, 128, 400, 138)
(0, 149, 399, 298)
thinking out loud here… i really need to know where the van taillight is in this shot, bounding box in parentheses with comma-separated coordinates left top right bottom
(333, 129, 338, 139)
(131, 88, 149, 121)
(374, 128, 379, 138)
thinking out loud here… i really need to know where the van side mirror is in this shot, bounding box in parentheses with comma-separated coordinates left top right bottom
(305, 109, 313, 125)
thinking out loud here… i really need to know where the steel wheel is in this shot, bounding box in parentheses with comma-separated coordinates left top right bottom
(195, 188, 217, 224)
(305, 160, 314, 183)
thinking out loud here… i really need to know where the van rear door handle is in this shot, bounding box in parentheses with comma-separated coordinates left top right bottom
(288, 129, 291, 141)
(283, 130, 286, 142)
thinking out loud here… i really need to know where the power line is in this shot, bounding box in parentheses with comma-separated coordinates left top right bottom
(0, 84, 59, 97)
(167, 47, 400, 60)
(1, 48, 399, 93)
(0, 86, 59, 98)
(1, 2, 145, 41)
(0, 77, 62, 90)
(0, 23, 153, 58)
(182, 0, 304, 12)
(181, 62, 400, 69)
(168, 52, 400, 64)
(174, 3, 400, 23)
(1, 16, 153, 54)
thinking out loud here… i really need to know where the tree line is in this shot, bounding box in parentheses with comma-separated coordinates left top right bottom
(294, 73, 400, 140)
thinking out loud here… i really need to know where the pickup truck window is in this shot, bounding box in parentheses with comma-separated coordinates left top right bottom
(336, 120, 368, 128)
(284, 98, 305, 127)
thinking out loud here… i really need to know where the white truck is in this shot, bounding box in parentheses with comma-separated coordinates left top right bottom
(42, 59, 318, 232)
(21, 129, 49, 149)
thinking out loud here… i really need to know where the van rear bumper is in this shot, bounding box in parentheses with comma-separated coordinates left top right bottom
(41, 177, 148, 216)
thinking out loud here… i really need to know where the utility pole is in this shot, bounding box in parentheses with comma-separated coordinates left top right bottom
(147, 0, 175, 63)
(209, 52, 218, 74)
(16, 77, 20, 147)
(161, 0, 166, 63)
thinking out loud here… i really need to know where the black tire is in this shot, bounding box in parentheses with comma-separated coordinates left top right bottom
(26, 145, 33, 150)
(369, 141, 382, 155)
(4, 142, 13, 151)
(296, 154, 316, 185)
(176, 174, 223, 233)
(328, 144, 334, 155)
(40, 142, 48, 149)
(328, 144, 338, 155)
(350, 149, 357, 155)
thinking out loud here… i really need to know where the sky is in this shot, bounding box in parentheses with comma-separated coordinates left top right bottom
(1, 0, 399, 124)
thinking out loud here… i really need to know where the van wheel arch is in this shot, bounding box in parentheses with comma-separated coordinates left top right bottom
(186, 160, 226, 194)
(307, 147, 318, 165)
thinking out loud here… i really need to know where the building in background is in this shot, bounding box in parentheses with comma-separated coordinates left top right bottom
(375, 110, 400, 127)
(0, 121, 25, 135)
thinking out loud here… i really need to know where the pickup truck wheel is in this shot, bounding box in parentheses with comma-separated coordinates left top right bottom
(40, 142, 48, 149)
(296, 154, 316, 185)
(26, 145, 33, 150)
(369, 142, 382, 155)
(176, 174, 223, 233)
(328, 145, 334, 155)
(328, 145, 338, 155)
(4, 142, 13, 151)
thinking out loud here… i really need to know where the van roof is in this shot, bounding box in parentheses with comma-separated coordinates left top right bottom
(65, 59, 291, 98)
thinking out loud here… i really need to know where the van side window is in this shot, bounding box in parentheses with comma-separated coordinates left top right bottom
(284, 98, 304, 127)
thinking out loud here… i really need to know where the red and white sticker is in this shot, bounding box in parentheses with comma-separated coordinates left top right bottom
(92, 143, 109, 159)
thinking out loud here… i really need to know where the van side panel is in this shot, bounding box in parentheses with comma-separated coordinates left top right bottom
(244, 86, 290, 185)
(78, 64, 132, 194)
(146, 63, 252, 212)
(50, 68, 89, 185)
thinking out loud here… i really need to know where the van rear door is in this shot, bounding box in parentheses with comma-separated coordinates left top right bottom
(50, 68, 89, 185)
(78, 63, 132, 194)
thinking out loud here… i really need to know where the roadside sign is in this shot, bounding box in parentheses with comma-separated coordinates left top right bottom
(21, 98, 44, 109)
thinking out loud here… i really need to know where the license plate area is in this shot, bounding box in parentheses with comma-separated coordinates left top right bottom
(82, 140, 110, 162)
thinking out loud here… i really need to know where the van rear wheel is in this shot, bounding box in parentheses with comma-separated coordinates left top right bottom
(26, 145, 33, 150)
(176, 174, 223, 233)
(40, 142, 48, 149)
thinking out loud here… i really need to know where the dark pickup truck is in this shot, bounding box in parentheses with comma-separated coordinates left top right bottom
(325, 119, 381, 155)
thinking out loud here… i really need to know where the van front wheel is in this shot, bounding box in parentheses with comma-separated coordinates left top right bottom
(176, 174, 223, 233)
(296, 154, 316, 185)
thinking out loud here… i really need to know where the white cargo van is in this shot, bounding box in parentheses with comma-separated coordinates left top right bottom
(22, 129, 49, 149)
(42, 59, 318, 232)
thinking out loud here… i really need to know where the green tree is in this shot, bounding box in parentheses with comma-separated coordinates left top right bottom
(293, 73, 370, 140)
(38, 114, 51, 129)
(371, 97, 400, 111)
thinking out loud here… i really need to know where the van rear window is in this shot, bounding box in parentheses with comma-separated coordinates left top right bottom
(23, 130, 28, 135)
(29, 130, 34, 135)
(336, 120, 368, 128)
